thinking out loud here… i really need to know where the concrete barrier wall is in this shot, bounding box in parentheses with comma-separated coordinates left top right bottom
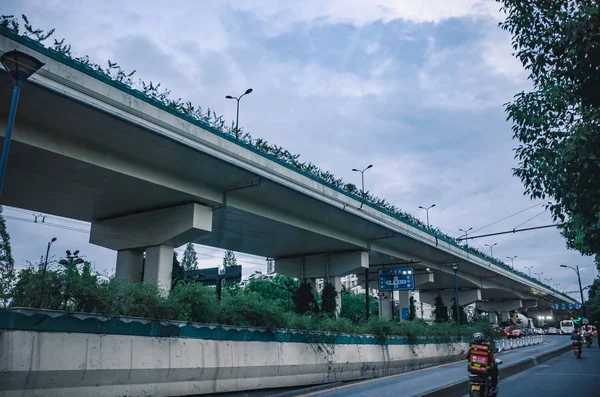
(0, 312, 468, 397)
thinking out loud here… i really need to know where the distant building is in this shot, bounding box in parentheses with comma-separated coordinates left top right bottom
(266, 259, 274, 275)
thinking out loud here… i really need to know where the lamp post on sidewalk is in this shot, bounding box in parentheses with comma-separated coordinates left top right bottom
(0, 50, 44, 195)
(451, 263, 460, 339)
(560, 265, 587, 317)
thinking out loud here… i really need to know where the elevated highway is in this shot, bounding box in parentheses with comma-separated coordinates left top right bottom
(0, 28, 576, 317)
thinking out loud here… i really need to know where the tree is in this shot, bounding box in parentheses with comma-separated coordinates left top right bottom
(434, 294, 448, 322)
(181, 243, 198, 271)
(320, 282, 337, 316)
(450, 298, 468, 325)
(171, 251, 184, 289)
(222, 250, 237, 269)
(409, 296, 416, 321)
(498, 0, 600, 268)
(0, 206, 15, 308)
(292, 282, 319, 315)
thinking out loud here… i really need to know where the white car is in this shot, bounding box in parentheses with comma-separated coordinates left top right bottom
(547, 327, 558, 335)
(534, 328, 544, 335)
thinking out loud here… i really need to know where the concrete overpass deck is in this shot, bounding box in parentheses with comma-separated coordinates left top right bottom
(0, 28, 575, 309)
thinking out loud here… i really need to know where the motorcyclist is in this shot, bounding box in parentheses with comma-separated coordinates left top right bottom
(467, 332, 499, 393)
(582, 326, 592, 346)
(571, 330, 583, 351)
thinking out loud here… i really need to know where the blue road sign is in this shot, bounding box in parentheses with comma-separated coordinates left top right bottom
(561, 303, 566, 310)
(401, 308, 410, 320)
(568, 303, 574, 310)
(575, 303, 581, 310)
(379, 267, 415, 291)
(553, 303, 560, 310)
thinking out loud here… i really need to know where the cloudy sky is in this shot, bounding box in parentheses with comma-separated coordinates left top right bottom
(2, 0, 596, 298)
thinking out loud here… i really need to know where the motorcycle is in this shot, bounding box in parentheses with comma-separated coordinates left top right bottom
(585, 336, 592, 348)
(469, 359, 502, 397)
(573, 342, 582, 358)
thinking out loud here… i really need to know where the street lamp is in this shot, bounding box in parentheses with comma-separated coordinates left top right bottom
(485, 242, 497, 257)
(0, 50, 44, 194)
(352, 164, 373, 209)
(43, 237, 57, 274)
(451, 263, 460, 339)
(525, 265, 534, 277)
(459, 227, 473, 243)
(534, 272, 543, 281)
(225, 88, 253, 139)
(560, 265, 587, 317)
(544, 277, 552, 285)
(418, 204, 436, 227)
(506, 255, 517, 269)
(554, 282, 560, 291)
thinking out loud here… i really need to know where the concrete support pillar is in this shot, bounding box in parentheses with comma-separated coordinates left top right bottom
(501, 312, 510, 323)
(488, 312, 498, 324)
(144, 245, 173, 292)
(115, 249, 144, 283)
(379, 291, 393, 319)
(331, 276, 342, 315)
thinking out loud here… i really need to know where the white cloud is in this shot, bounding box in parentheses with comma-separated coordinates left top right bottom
(232, 0, 500, 31)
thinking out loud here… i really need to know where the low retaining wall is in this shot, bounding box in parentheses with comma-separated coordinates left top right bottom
(0, 311, 467, 397)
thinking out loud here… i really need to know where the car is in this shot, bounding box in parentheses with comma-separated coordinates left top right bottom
(534, 328, 544, 335)
(510, 329, 524, 338)
(547, 327, 558, 335)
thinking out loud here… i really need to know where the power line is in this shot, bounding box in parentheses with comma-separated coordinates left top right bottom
(512, 209, 547, 230)
(470, 202, 546, 234)
(456, 224, 557, 241)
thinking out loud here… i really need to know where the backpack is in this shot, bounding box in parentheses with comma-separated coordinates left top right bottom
(467, 342, 492, 374)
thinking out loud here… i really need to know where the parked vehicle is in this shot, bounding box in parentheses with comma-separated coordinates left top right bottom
(534, 328, 544, 335)
(546, 327, 559, 335)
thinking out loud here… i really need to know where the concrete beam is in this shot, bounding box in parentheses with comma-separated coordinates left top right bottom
(90, 203, 212, 251)
(522, 299, 538, 309)
(420, 289, 482, 306)
(475, 299, 523, 312)
(275, 252, 368, 279)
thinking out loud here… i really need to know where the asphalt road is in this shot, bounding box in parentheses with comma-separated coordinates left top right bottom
(288, 336, 570, 397)
(482, 342, 600, 397)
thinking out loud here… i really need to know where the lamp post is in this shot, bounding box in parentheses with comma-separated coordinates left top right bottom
(554, 283, 560, 291)
(544, 277, 552, 286)
(352, 164, 373, 209)
(506, 255, 517, 269)
(534, 272, 543, 281)
(451, 263, 460, 339)
(418, 204, 436, 227)
(560, 265, 587, 317)
(525, 265, 534, 277)
(0, 50, 44, 194)
(485, 242, 497, 257)
(459, 227, 473, 243)
(43, 237, 57, 274)
(225, 88, 253, 139)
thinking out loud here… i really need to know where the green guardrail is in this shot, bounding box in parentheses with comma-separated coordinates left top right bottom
(0, 311, 463, 346)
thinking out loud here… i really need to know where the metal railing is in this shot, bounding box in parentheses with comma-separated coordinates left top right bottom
(495, 335, 543, 351)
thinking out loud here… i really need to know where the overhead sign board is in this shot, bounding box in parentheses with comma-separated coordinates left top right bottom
(378, 267, 415, 291)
